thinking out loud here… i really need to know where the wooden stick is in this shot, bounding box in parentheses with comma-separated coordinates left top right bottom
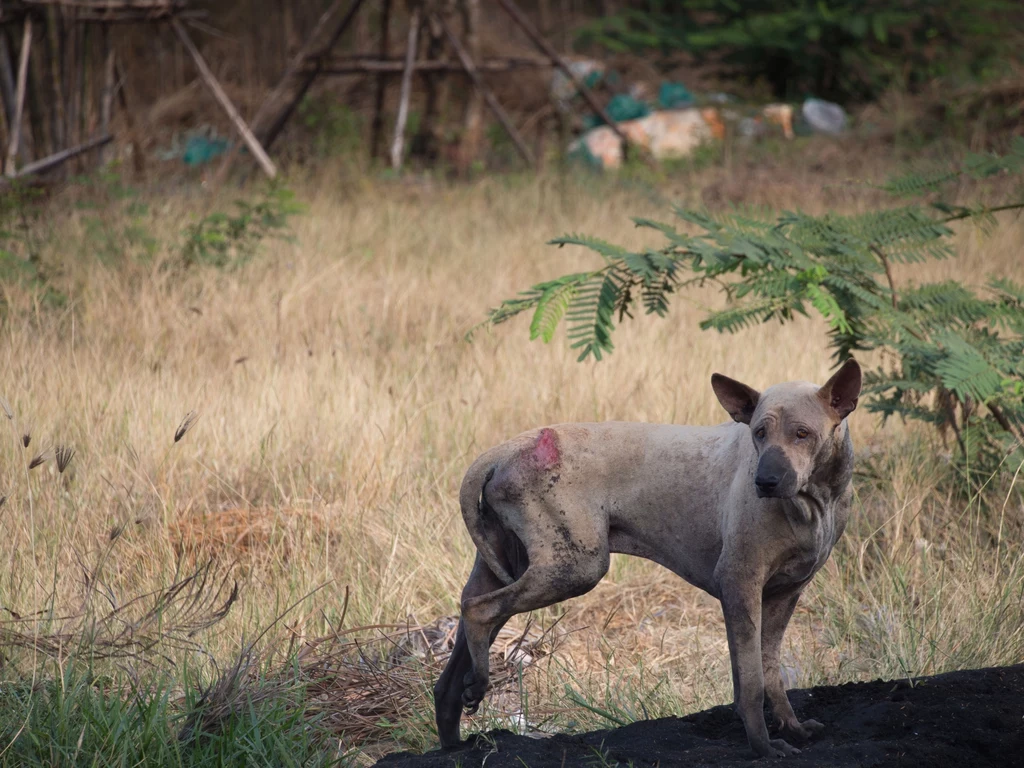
(390, 6, 420, 170)
(369, 0, 391, 159)
(305, 55, 553, 74)
(113, 55, 144, 175)
(6, 0, 188, 8)
(436, 14, 534, 167)
(495, 0, 629, 153)
(0, 4, 208, 24)
(213, 0, 365, 185)
(0, 31, 21, 152)
(5, 17, 32, 177)
(12, 132, 111, 178)
(171, 18, 277, 179)
(99, 26, 114, 165)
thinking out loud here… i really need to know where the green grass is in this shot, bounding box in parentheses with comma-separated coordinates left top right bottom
(0, 662, 342, 767)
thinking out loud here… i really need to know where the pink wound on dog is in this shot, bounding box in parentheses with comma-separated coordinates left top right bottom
(532, 428, 561, 470)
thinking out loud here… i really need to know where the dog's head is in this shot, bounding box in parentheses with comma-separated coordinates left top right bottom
(711, 360, 862, 499)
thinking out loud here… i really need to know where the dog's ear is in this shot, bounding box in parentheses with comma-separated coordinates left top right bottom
(819, 358, 862, 420)
(711, 373, 761, 424)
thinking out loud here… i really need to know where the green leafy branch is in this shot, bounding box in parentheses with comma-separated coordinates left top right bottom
(473, 139, 1024, 478)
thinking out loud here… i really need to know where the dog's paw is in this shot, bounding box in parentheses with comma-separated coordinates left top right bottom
(780, 718, 824, 742)
(461, 691, 481, 714)
(766, 738, 801, 758)
(461, 672, 488, 715)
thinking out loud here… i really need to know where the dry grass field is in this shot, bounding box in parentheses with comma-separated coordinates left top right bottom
(1, 144, 1022, 763)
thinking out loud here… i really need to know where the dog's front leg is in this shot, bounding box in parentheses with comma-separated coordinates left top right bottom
(721, 581, 801, 758)
(762, 590, 824, 743)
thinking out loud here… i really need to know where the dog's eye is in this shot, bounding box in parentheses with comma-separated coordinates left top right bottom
(795, 428, 809, 439)
(755, 427, 766, 440)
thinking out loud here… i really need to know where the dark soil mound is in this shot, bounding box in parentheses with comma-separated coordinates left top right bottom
(375, 664, 1024, 767)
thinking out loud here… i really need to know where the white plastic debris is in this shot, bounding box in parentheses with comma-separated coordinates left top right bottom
(802, 98, 848, 134)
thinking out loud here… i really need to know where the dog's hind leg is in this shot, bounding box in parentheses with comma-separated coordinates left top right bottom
(460, 548, 609, 713)
(434, 620, 471, 748)
(761, 590, 824, 743)
(434, 555, 509, 748)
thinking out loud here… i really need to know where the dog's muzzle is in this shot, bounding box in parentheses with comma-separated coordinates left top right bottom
(755, 446, 798, 499)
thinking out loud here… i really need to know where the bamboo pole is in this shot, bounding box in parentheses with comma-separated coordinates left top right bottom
(0, 31, 21, 154)
(436, 13, 534, 167)
(12, 133, 112, 179)
(99, 26, 114, 165)
(305, 55, 552, 74)
(369, 0, 391, 159)
(389, 6, 420, 170)
(5, 18, 32, 177)
(171, 19, 277, 179)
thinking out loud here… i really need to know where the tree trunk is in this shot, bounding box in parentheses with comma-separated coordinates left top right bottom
(0, 31, 22, 160)
(5, 18, 32, 176)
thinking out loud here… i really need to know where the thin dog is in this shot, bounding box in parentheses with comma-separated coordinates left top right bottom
(434, 360, 861, 758)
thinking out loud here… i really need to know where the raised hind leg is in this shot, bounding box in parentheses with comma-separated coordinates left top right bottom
(459, 550, 609, 714)
(434, 555, 508, 748)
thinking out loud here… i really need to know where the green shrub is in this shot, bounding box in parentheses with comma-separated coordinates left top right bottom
(180, 183, 304, 269)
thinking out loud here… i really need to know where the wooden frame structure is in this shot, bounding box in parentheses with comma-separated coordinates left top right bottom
(216, 0, 629, 180)
(0, 0, 278, 184)
(0, 0, 628, 185)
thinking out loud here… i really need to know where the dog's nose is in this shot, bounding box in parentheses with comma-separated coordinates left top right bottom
(755, 474, 780, 494)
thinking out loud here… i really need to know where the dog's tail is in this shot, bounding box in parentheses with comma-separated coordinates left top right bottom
(459, 456, 521, 587)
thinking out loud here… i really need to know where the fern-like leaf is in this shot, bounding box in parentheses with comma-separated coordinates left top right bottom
(567, 271, 622, 361)
(530, 276, 585, 343)
(549, 233, 630, 263)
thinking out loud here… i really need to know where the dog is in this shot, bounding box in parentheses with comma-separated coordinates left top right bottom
(433, 359, 861, 758)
